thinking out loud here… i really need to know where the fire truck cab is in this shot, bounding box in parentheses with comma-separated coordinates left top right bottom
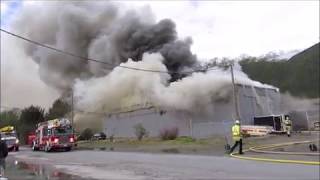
(32, 118, 76, 152)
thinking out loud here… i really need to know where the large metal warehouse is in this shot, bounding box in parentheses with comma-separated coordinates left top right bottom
(103, 84, 281, 138)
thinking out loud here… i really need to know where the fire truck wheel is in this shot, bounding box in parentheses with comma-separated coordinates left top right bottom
(32, 142, 39, 151)
(44, 145, 51, 152)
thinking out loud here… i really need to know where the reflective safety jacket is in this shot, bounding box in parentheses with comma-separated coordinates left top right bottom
(232, 124, 242, 141)
(284, 119, 292, 126)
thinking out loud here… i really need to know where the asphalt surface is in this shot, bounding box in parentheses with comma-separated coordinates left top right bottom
(7, 146, 320, 180)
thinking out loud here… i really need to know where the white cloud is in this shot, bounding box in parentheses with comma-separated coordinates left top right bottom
(125, 1, 319, 60)
(1, 1, 9, 19)
(0, 1, 8, 12)
(4, 1, 319, 60)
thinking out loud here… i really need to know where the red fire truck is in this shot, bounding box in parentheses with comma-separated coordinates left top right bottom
(27, 132, 36, 147)
(32, 118, 76, 152)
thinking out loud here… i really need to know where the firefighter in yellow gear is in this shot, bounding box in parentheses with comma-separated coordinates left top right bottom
(229, 120, 243, 154)
(284, 116, 292, 137)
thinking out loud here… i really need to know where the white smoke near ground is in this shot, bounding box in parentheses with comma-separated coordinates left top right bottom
(280, 92, 319, 112)
(74, 53, 277, 115)
(74, 53, 169, 113)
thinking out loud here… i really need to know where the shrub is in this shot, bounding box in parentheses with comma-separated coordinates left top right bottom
(176, 136, 195, 143)
(133, 123, 148, 141)
(109, 134, 114, 142)
(79, 128, 93, 140)
(159, 127, 179, 140)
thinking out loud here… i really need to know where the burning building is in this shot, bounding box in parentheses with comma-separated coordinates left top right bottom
(9, 2, 292, 136)
(103, 84, 280, 138)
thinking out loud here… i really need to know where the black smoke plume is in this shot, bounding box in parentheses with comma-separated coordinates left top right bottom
(13, 1, 197, 91)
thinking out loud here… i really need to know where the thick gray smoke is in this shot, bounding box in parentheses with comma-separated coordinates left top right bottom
(74, 53, 276, 114)
(13, 2, 196, 92)
(9, 2, 291, 131)
(1, 34, 60, 109)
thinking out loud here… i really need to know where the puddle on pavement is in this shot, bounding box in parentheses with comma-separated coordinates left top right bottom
(4, 157, 94, 180)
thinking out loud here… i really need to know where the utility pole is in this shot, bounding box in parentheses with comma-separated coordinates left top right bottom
(71, 89, 74, 132)
(189, 117, 193, 138)
(230, 64, 240, 121)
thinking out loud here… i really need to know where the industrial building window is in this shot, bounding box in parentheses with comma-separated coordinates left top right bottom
(43, 128, 48, 136)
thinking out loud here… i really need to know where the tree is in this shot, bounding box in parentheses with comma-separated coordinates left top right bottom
(239, 43, 319, 98)
(18, 105, 45, 143)
(0, 110, 19, 128)
(45, 99, 71, 120)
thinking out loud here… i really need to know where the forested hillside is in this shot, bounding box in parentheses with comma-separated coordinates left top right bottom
(240, 43, 319, 98)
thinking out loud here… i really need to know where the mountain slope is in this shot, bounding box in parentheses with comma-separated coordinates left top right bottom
(240, 43, 319, 98)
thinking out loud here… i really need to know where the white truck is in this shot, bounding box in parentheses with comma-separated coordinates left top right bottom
(0, 126, 20, 151)
(241, 114, 289, 136)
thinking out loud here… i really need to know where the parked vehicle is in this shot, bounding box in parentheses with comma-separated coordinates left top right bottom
(0, 126, 20, 151)
(27, 132, 36, 147)
(241, 125, 273, 136)
(32, 118, 76, 152)
(253, 114, 289, 133)
(92, 132, 107, 140)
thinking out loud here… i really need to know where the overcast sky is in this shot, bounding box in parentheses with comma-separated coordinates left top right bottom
(1, 0, 319, 59)
(0, 0, 319, 109)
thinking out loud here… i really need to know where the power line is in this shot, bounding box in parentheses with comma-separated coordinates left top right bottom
(0, 105, 105, 116)
(0, 105, 107, 117)
(74, 110, 106, 116)
(1, 28, 219, 75)
(0, 105, 22, 110)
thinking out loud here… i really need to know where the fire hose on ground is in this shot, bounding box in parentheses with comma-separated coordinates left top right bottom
(230, 140, 320, 165)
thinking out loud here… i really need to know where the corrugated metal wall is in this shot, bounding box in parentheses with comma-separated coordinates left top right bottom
(104, 85, 281, 138)
(104, 108, 191, 137)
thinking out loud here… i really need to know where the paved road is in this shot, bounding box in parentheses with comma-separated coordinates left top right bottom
(9, 147, 319, 180)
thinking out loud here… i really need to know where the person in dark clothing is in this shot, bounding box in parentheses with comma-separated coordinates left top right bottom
(0, 133, 8, 177)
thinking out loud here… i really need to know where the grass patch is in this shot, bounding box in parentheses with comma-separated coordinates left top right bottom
(76, 134, 320, 155)
(173, 137, 195, 144)
(76, 136, 225, 154)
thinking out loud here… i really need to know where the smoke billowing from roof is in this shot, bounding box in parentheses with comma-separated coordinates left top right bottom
(74, 53, 276, 114)
(13, 2, 196, 91)
(10, 2, 278, 119)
